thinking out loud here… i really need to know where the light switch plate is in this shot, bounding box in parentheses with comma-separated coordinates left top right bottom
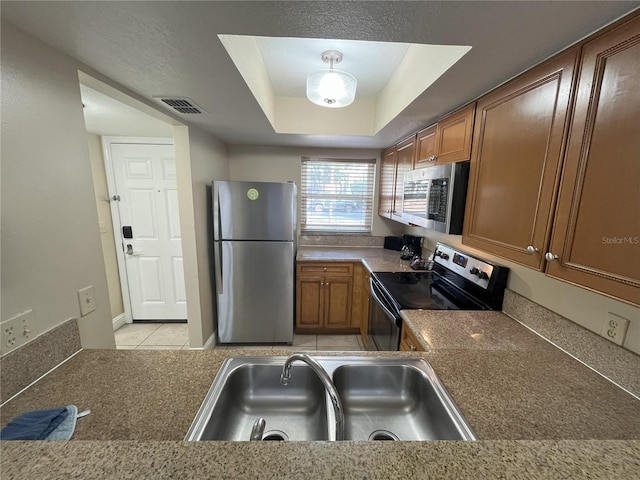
(78, 286, 96, 317)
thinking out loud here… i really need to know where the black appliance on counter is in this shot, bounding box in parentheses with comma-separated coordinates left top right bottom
(366, 242, 509, 351)
(400, 234, 423, 260)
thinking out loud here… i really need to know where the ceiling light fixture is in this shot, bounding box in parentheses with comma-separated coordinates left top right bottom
(306, 50, 357, 108)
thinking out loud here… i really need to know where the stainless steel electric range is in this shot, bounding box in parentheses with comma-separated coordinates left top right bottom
(366, 242, 509, 351)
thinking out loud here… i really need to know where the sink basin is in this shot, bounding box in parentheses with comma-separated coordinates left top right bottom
(185, 356, 475, 442)
(333, 364, 473, 441)
(186, 363, 330, 441)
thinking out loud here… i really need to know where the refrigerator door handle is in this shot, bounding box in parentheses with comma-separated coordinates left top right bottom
(212, 182, 223, 295)
(214, 241, 223, 295)
(213, 182, 220, 241)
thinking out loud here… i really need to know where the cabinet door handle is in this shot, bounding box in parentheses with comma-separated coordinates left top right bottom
(320, 282, 325, 286)
(323, 267, 327, 272)
(545, 252, 559, 261)
(526, 245, 539, 254)
(410, 345, 417, 351)
(326, 282, 330, 287)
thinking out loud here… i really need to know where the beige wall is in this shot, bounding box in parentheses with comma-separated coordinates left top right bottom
(228, 145, 404, 238)
(87, 134, 124, 321)
(175, 126, 229, 348)
(405, 227, 640, 355)
(1, 22, 115, 349)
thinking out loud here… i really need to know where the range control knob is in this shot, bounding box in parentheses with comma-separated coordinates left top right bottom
(435, 251, 449, 260)
(470, 267, 479, 275)
(478, 271, 489, 280)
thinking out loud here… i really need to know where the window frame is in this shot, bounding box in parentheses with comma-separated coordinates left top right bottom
(300, 157, 376, 235)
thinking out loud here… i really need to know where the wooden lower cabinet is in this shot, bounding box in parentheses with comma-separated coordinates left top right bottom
(399, 326, 424, 352)
(296, 262, 355, 332)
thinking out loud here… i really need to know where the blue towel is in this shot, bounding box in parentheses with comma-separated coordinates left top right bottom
(0, 407, 68, 440)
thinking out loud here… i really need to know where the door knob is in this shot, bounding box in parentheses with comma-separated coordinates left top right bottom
(526, 245, 538, 254)
(125, 244, 136, 256)
(545, 252, 559, 261)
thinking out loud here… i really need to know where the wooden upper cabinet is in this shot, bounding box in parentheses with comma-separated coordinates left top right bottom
(378, 146, 397, 218)
(436, 103, 475, 165)
(392, 136, 415, 220)
(545, 15, 640, 306)
(463, 48, 579, 270)
(414, 124, 437, 167)
(414, 104, 475, 167)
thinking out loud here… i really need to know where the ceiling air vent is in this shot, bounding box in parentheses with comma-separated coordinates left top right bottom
(155, 97, 205, 114)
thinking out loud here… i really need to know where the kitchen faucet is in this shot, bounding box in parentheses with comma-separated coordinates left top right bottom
(249, 417, 266, 441)
(280, 353, 344, 441)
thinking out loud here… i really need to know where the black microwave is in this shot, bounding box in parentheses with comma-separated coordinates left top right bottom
(401, 161, 470, 234)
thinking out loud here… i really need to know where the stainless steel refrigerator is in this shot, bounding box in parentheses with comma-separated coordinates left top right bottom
(212, 180, 296, 344)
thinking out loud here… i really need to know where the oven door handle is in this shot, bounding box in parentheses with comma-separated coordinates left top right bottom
(369, 278, 398, 322)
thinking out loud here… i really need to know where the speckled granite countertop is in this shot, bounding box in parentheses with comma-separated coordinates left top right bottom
(297, 246, 414, 272)
(1, 348, 639, 479)
(1, 248, 639, 478)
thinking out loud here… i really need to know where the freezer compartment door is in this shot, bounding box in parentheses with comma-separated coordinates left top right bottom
(216, 240, 294, 343)
(214, 181, 296, 241)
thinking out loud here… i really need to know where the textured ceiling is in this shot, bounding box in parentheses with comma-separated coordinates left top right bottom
(2, 1, 639, 149)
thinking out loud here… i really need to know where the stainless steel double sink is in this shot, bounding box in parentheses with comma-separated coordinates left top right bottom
(185, 356, 476, 442)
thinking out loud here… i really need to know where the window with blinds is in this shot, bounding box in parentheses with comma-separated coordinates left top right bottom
(300, 157, 376, 233)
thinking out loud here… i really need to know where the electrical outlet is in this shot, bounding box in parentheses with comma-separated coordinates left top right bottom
(78, 286, 96, 317)
(1, 310, 36, 355)
(602, 312, 630, 346)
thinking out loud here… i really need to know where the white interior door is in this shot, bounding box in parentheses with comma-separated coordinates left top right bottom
(110, 143, 187, 320)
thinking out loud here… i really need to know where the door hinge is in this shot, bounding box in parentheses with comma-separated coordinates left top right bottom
(111, 195, 121, 202)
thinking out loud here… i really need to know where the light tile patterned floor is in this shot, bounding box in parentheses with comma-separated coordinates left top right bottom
(115, 323, 189, 350)
(115, 324, 364, 352)
(219, 334, 364, 351)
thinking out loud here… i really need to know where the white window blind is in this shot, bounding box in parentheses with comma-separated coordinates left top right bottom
(300, 157, 376, 233)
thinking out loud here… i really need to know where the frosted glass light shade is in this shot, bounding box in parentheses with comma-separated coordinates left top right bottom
(307, 69, 357, 108)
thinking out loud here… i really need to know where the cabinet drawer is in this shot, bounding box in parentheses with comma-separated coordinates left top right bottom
(400, 326, 425, 352)
(297, 263, 354, 276)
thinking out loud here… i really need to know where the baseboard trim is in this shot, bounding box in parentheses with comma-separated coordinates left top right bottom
(112, 313, 126, 331)
(187, 332, 216, 351)
(202, 332, 216, 350)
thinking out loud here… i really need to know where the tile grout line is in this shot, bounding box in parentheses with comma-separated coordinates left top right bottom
(115, 323, 163, 348)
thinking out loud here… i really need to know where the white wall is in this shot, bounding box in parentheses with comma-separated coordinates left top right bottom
(228, 145, 403, 238)
(174, 126, 229, 348)
(1, 22, 115, 349)
(405, 227, 640, 354)
(87, 134, 124, 321)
